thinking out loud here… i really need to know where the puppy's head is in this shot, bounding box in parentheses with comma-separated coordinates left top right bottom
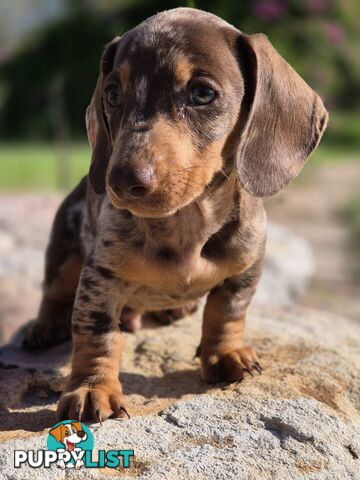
(86, 8, 328, 217)
(49, 421, 87, 449)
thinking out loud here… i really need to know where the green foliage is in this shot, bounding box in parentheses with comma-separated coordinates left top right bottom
(0, 0, 359, 141)
(0, 143, 89, 191)
(326, 111, 360, 147)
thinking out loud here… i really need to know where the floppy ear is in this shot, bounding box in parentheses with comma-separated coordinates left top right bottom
(235, 34, 328, 197)
(49, 424, 64, 443)
(86, 36, 122, 194)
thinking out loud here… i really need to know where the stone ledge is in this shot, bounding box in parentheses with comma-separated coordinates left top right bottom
(0, 304, 359, 479)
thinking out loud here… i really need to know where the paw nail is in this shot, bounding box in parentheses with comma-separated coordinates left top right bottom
(120, 406, 131, 419)
(95, 409, 103, 426)
(253, 363, 262, 373)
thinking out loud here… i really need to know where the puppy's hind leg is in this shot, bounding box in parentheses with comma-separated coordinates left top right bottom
(23, 178, 87, 350)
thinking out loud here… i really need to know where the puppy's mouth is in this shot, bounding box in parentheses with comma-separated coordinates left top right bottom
(65, 439, 75, 451)
(106, 181, 206, 218)
(106, 186, 181, 218)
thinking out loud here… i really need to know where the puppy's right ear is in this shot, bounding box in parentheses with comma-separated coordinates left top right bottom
(86, 37, 121, 194)
(235, 33, 328, 197)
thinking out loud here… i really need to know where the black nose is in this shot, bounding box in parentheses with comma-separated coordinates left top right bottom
(77, 431, 86, 438)
(108, 166, 155, 199)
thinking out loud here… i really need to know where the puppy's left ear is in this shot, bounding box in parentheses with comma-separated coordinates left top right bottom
(86, 36, 122, 194)
(235, 34, 328, 197)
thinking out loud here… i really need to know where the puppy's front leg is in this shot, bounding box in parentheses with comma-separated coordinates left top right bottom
(57, 261, 129, 422)
(201, 259, 263, 383)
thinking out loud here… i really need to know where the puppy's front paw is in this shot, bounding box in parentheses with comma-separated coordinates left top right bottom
(201, 346, 262, 383)
(57, 378, 129, 423)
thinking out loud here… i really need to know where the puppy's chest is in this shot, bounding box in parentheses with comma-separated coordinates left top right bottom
(117, 247, 233, 311)
(106, 229, 246, 310)
(139, 249, 226, 283)
(94, 194, 259, 309)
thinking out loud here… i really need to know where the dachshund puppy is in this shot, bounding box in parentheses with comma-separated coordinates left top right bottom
(23, 8, 328, 422)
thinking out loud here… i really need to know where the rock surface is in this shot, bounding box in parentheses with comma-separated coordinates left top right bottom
(0, 304, 359, 479)
(0, 194, 313, 343)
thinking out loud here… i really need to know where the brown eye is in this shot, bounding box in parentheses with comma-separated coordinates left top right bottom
(190, 85, 216, 106)
(106, 87, 121, 107)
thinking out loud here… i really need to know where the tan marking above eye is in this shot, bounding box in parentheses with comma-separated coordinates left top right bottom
(173, 54, 194, 85)
(119, 61, 131, 91)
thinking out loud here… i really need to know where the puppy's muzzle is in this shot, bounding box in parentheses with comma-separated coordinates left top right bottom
(108, 165, 156, 200)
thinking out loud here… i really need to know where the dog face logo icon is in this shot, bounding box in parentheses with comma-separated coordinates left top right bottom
(47, 420, 94, 469)
(49, 422, 87, 451)
(15, 420, 134, 469)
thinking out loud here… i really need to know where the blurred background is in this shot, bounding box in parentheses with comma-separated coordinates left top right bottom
(0, 0, 359, 344)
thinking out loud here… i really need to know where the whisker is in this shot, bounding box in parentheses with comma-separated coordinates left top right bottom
(172, 165, 218, 174)
(219, 168, 230, 180)
(175, 178, 215, 200)
(176, 178, 208, 189)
